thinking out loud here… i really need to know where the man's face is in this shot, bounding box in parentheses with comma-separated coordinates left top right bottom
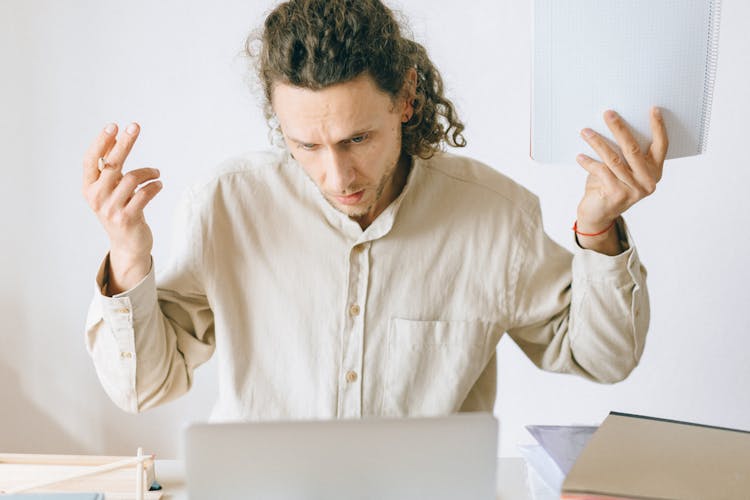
(272, 73, 408, 225)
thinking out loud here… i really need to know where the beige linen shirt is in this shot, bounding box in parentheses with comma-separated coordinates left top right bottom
(85, 150, 649, 419)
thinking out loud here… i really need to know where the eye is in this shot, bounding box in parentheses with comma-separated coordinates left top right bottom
(298, 143, 317, 151)
(348, 133, 369, 144)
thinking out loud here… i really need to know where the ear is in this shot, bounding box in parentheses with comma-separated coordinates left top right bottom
(401, 67, 418, 123)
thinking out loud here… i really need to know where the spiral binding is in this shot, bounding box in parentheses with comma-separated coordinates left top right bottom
(699, 0, 722, 154)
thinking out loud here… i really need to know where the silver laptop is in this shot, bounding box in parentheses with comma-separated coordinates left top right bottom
(184, 412, 498, 500)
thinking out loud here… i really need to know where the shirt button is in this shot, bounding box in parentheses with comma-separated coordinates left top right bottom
(115, 307, 130, 314)
(349, 304, 360, 317)
(120, 352, 133, 359)
(345, 371, 358, 383)
(352, 245, 363, 254)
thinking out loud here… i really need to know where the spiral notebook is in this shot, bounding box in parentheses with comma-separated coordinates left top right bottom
(531, 0, 722, 164)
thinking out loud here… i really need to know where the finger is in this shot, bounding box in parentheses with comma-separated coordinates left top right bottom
(83, 123, 118, 186)
(88, 167, 156, 212)
(647, 106, 669, 170)
(602, 110, 652, 188)
(108, 167, 161, 209)
(123, 180, 163, 218)
(106, 122, 141, 171)
(96, 122, 143, 192)
(576, 154, 621, 194)
(580, 128, 639, 190)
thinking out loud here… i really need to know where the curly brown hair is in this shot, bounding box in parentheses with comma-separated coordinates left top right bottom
(246, 0, 466, 158)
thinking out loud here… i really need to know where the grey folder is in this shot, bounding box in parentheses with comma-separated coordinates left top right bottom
(562, 412, 750, 500)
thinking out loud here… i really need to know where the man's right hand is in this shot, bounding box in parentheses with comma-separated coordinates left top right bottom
(83, 122, 162, 295)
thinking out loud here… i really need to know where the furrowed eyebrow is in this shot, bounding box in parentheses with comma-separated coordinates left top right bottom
(287, 135, 312, 145)
(287, 128, 374, 146)
(345, 129, 372, 139)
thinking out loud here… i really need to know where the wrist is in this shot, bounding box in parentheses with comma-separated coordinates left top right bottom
(106, 250, 152, 295)
(573, 217, 624, 256)
(572, 219, 617, 237)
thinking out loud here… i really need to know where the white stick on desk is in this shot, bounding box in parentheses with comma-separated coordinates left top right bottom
(1, 454, 152, 494)
(136, 447, 144, 500)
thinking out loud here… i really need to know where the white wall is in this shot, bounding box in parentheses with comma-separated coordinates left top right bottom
(1, 0, 748, 458)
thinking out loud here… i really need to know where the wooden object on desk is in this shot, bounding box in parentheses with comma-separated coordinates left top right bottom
(561, 412, 750, 500)
(0, 453, 162, 500)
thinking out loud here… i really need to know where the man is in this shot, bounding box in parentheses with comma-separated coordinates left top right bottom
(83, 0, 666, 419)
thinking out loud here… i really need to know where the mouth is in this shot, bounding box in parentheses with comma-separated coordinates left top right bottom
(333, 190, 365, 206)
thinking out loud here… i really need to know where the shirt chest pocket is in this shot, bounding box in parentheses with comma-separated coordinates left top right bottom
(380, 318, 494, 417)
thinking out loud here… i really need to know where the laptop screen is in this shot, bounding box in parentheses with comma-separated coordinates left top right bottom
(185, 412, 498, 500)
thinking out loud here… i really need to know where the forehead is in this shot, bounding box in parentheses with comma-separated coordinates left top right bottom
(271, 74, 397, 139)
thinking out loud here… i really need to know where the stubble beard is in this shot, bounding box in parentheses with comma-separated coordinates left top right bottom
(339, 162, 395, 220)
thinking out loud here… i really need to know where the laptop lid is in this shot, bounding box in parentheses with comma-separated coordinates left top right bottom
(185, 412, 498, 500)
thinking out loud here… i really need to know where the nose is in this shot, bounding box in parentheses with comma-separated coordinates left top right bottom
(325, 149, 356, 194)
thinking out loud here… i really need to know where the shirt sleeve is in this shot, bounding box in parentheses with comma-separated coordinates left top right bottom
(506, 208, 649, 384)
(84, 189, 215, 413)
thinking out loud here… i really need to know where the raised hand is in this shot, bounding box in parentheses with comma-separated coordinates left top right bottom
(82, 123, 162, 294)
(574, 107, 668, 255)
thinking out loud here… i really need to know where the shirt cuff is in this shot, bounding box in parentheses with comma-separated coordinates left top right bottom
(572, 218, 644, 284)
(94, 252, 154, 297)
(92, 253, 157, 336)
(86, 255, 157, 399)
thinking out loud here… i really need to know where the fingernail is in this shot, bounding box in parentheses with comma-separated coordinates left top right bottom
(577, 154, 587, 162)
(604, 110, 617, 120)
(653, 107, 662, 119)
(104, 123, 116, 134)
(126, 123, 138, 135)
(581, 128, 594, 138)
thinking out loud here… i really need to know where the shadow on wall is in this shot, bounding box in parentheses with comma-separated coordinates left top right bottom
(0, 358, 82, 453)
(0, 298, 83, 454)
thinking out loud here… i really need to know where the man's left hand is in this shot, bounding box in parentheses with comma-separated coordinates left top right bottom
(574, 107, 668, 255)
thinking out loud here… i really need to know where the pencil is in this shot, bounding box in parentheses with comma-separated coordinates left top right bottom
(136, 447, 144, 500)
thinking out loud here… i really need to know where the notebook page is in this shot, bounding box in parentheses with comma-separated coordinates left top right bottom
(532, 0, 720, 164)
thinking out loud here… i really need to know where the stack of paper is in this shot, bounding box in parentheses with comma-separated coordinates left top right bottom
(520, 425, 597, 500)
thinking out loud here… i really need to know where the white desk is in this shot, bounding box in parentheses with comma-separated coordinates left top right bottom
(153, 458, 533, 499)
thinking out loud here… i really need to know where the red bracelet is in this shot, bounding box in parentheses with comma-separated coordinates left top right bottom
(572, 220, 616, 237)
